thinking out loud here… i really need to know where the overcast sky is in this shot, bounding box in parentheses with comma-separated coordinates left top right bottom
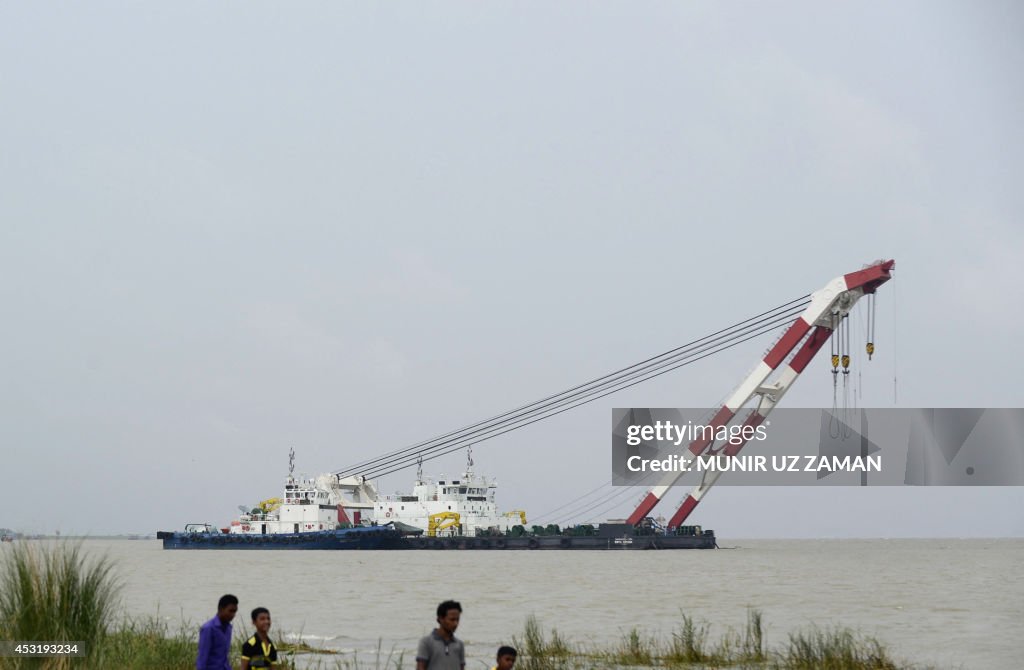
(2, 2, 1022, 537)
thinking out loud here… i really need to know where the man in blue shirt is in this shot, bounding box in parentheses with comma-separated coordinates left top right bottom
(196, 594, 238, 670)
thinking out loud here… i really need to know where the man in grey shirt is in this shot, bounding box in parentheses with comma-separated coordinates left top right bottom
(416, 600, 465, 670)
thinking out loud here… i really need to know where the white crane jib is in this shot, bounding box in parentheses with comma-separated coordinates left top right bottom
(626, 259, 895, 528)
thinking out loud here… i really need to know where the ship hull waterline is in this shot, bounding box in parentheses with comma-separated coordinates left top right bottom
(157, 531, 716, 550)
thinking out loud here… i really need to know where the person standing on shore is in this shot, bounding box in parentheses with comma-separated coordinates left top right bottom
(196, 594, 237, 670)
(241, 607, 279, 669)
(416, 600, 465, 670)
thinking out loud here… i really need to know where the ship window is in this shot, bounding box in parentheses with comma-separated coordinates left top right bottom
(459, 488, 467, 494)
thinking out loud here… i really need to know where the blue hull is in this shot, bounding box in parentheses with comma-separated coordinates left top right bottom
(157, 528, 717, 550)
(158, 527, 408, 550)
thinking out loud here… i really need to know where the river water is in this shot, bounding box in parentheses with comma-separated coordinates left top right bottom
(60, 539, 1024, 668)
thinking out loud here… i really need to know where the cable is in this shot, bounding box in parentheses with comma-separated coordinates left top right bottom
(337, 299, 808, 477)
(573, 488, 644, 525)
(335, 295, 809, 478)
(360, 310, 804, 480)
(892, 272, 898, 405)
(359, 309, 805, 478)
(563, 489, 638, 526)
(544, 486, 633, 526)
(529, 480, 612, 524)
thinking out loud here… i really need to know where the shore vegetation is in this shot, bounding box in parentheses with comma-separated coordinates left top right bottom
(0, 542, 928, 669)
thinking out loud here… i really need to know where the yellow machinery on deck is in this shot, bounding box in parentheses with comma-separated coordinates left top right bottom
(257, 498, 282, 514)
(504, 510, 527, 526)
(428, 512, 462, 537)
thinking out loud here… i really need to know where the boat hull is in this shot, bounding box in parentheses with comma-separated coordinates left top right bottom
(402, 534, 716, 550)
(157, 527, 406, 550)
(157, 530, 716, 550)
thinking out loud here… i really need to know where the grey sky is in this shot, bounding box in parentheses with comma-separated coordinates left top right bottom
(2, 2, 1022, 537)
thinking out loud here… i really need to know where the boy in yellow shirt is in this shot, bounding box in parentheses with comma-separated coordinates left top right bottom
(240, 607, 279, 669)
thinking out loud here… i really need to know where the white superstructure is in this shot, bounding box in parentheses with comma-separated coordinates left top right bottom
(373, 454, 525, 537)
(227, 448, 525, 537)
(228, 449, 378, 535)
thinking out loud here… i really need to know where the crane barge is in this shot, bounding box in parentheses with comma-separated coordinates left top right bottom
(158, 260, 894, 550)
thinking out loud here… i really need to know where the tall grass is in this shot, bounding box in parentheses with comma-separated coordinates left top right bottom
(513, 610, 916, 670)
(513, 615, 573, 670)
(613, 627, 657, 666)
(665, 612, 712, 664)
(98, 615, 199, 670)
(0, 541, 119, 668)
(774, 627, 900, 670)
(743, 607, 766, 662)
(0, 544, 921, 669)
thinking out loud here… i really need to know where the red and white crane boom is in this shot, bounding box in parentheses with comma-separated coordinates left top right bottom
(625, 259, 895, 528)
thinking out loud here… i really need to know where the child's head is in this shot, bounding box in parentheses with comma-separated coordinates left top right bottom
(251, 607, 271, 634)
(496, 645, 517, 670)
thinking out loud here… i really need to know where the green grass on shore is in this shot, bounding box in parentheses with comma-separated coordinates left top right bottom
(0, 540, 118, 668)
(510, 613, 922, 670)
(1, 542, 930, 669)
